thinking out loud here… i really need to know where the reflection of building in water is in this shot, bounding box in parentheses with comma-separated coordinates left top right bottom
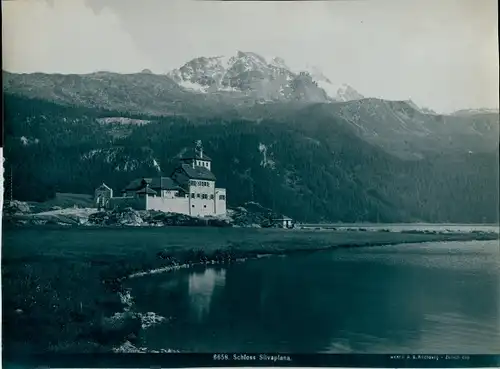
(188, 268, 226, 321)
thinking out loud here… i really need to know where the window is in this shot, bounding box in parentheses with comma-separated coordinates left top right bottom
(219, 195, 225, 200)
(192, 204, 195, 208)
(191, 193, 195, 198)
(202, 194, 208, 199)
(203, 205, 207, 208)
(210, 194, 214, 200)
(197, 193, 201, 198)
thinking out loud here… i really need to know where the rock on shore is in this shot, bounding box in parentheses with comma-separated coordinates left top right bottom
(228, 201, 287, 227)
(3, 200, 32, 215)
(87, 208, 232, 227)
(3, 200, 290, 228)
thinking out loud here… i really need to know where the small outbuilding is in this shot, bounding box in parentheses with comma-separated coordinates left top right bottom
(273, 216, 294, 229)
(94, 183, 113, 210)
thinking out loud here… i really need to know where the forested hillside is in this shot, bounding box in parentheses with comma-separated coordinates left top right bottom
(4, 94, 498, 223)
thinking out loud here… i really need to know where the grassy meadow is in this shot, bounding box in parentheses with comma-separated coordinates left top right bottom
(2, 225, 498, 353)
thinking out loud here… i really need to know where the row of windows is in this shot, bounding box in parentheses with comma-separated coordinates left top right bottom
(191, 193, 213, 199)
(190, 193, 226, 200)
(196, 160, 209, 168)
(191, 180, 211, 187)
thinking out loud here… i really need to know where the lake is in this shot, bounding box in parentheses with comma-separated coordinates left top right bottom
(126, 240, 500, 353)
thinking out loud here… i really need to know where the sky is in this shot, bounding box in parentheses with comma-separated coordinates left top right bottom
(2, 0, 499, 113)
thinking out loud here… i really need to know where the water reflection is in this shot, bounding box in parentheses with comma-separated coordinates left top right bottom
(127, 240, 500, 353)
(188, 268, 226, 322)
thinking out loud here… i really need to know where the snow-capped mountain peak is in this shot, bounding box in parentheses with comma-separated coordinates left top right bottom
(269, 56, 290, 70)
(215, 55, 236, 71)
(167, 52, 362, 103)
(301, 64, 364, 102)
(303, 64, 332, 83)
(235, 51, 269, 69)
(335, 84, 365, 102)
(167, 55, 238, 92)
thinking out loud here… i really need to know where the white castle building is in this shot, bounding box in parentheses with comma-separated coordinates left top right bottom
(94, 141, 227, 217)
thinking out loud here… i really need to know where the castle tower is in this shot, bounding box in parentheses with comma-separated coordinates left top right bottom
(178, 140, 212, 171)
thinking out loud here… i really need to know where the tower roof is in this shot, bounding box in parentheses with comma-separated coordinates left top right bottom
(179, 164, 216, 181)
(179, 149, 212, 161)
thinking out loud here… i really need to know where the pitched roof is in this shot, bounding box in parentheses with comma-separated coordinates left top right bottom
(136, 187, 157, 195)
(123, 177, 183, 192)
(179, 149, 212, 161)
(150, 177, 183, 191)
(180, 163, 216, 181)
(273, 216, 293, 221)
(96, 183, 112, 191)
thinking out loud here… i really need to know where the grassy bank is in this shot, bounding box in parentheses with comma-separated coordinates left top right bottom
(2, 226, 498, 354)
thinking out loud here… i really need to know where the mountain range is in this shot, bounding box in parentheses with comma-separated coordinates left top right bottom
(3, 51, 499, 223)
(166, 51, 363, 103)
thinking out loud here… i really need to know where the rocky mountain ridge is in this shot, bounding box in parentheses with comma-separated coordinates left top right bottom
(452, 108, 500, 116)
(4, 67, 498, 160)
(166, 51, 363, 103)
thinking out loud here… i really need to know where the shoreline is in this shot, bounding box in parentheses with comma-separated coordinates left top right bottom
(110, 232, 499, 353)
(2, 227, 498, 354)
(4, 205, 499, 230)
(122, 232, 498, 280)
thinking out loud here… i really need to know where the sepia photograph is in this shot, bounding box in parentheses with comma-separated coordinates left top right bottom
(1, 0, 499, 366)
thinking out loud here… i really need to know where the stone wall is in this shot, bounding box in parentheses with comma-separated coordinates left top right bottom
(147, 196, 190, 215)
(107, 185, 226, 217)
(107, 196, 146, 211)
(189, 197, 215, 217)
